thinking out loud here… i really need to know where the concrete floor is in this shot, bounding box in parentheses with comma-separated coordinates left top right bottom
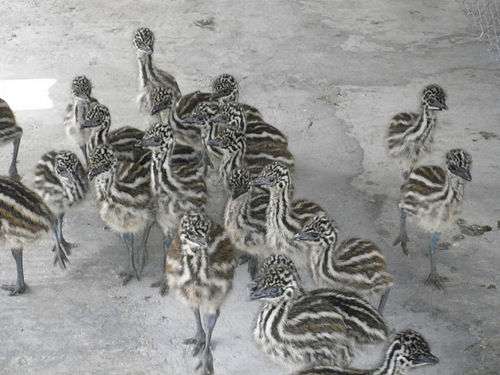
(0, 1, 499, 374)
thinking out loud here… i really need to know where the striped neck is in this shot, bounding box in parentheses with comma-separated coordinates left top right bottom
(202, 121, 223, 158)
(60, 176, 87, 205)
(94, 171, 114, 201)
(150, 141, 185, 197)
(267, 186, 293, 237)
(90, 118, 111, 147)
(446, 169, 465, 201)
(372, 340, 408, 375)
(73, 96, 91, 126)
(181, 240, 209, 281)
(167, 102, 192, 135)
(309, 234, 337, 273)
(137, 53, 157, 88)
(220, 142, 246, 186)
(414, 105, 436, 141)
(224, 186, 250, 228)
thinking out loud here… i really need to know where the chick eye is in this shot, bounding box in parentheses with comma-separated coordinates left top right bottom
(153, 136, 161, 143)
(270, 287, 279, 293)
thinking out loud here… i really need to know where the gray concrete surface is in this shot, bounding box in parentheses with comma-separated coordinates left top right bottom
(0, 1, 499, 374)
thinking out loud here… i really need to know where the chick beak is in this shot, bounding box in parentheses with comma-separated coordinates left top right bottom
(415, 353, 440, 365)
(81, 117, 101, 128)
(151, 102, 170, 115)
(249, 177, 271, 187)
(210, 91, 226, 100)
(183, 116, 202, 125)
(207, 138, 227, 148)
(293, 232, 319, 242)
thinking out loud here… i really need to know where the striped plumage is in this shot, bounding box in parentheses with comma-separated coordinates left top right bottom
(207, 127, 248, 190)
(394, 149, 472, 289)
(34, 151, 88, 216)
(83, 104, 150, 166)
(211, 73, 264, 122)
(0, 177, 54, 295)
(136, 122, 207, 290)
(88, 144, 152, 284)
(224, 168, 270, 277)
(294, 215, 393, 313)
(63, 75, 100, 164)
(293, 330, 439, 375)
(217, 101, 288, 146)
(213, 102, 294, 173)
(250, 255, 388, 370)
(133, 27, 181, 114)
(0, 98, 22, 179)
(34, 151, 88, 267)
(149, 86, 208, 156)
(183, 101, 226, 174)
(250, 162, 327, 265)
(386, 85, 447, 177)
(166, 210, 236, 375)
(137, 122, 207, 230)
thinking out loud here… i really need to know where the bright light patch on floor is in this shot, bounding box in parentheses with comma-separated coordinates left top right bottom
(0, 79, 56, 110)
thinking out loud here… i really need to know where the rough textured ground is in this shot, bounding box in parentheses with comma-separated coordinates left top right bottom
(1, 1, 499, 374)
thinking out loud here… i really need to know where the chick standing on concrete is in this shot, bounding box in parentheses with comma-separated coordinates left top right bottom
(34, 150, 88, 267)
(293, 330, 439, 375)
(83, 104, 150, 166)
(88, 144, 152, 284)
(250, 255, 388, 370)
(249, 162, 326, 265)
(148, 86, 207, 165)
(210, 73, 263, 122)
(0, 177, 54, 295)
(166, 210, 236, 375)
(211, 102, 294, 175)
(224, 168, 269, 277)
(182, 101, 225, 173)
(386, 84, 447, 178)
(207, 127, 247, 191)
(63, 75, 100, 165)
(136, 123, 207, 291)
(0, 98, 22, 180)
(133, 27, 181, 114)
(294, 215, 393, 314)
(394, 149, 472, 289)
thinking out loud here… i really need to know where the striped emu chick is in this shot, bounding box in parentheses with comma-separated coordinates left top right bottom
(210, 73, 264, 122)
(83, 104, 150, 166)
(183, 101, 226, 174)
(207, 127, 247, 191)
(224, 168, 270, 278)
(216, 101, 288, 146)
(212, 102, 294, 174)
(0, 177, 54, 295)
(250, 255, 388, 370)
(148, 86, 207, 165)
(136, 123, 207, 292)
(250, 162, 326, 266)
(133, 27, 181, 114)
(166, 210, 236, 375)
(294, 330, 438, 375)
(0, 98, 22, 180)
(34, 151, 88, 267)
(88, 145, 152, 284)
(386, 85, 447, 178)
(394, 149, 472, 289)
(294, 215, 393, 314)
(63, 75, 100, 165)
